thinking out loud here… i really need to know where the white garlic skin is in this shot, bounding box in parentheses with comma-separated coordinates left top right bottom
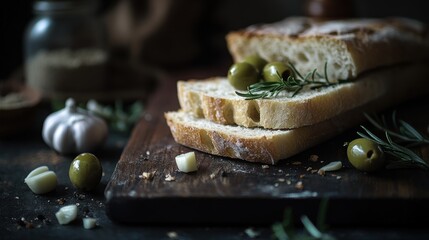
(42, 98, 108, 154)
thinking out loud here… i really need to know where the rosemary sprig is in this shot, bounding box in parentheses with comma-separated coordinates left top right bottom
(357, 113, 429, 170)
(236, 62, 350, 100)
(272, 198, 335, 240)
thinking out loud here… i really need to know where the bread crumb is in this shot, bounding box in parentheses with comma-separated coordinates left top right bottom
(165, 174, 175, 182)
(261, 165, 269, 169)
(278, 178, 285, 182)
(309, 155, 319, 162)
(318, 169, 326, 176)
(306, 167, 312, 171)
(56, 198, 66, 205)
(311, 170, 318, 174)
(286, 180, 292, 185)
(336, 176, 342, 180)
(299, 174, 305, 179)
(295, 181, 304, 190)
(139, 171, 156, 180)
(292, 161, 302, 165)
(209, 173, 216, 179)
(274, 183, 279, 187)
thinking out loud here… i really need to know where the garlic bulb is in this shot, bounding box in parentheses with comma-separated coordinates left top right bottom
(42, 98, 108, 154)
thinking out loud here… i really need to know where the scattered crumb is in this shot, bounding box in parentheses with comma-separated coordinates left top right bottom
(278, 169, 283, 173)
(321, 161, 324, 163)
(15, 196, 19, 200)
(286, 180, 292, 185)
(278, 178, 285, 182)
(146, 150, 150, 155)
(139, 171, 156, 180)
(64, 187, 69, 191)
(295, 181, 304, 190)
(139, 154, 149, 161)
(274, 183, 279, 187)
(343, 142, 349, 147)
(309, 155, 319, 162)
(311, 170, 318, 174)
(292, 161, 302, 165)
(209, 173, 216, 179)
(318, 169, 326, 176)
(165, 174, 175, 182)
(167, 231, 178, 239)
(56, 198, 66, 205)
(244, 227, 260, 238)
(306, 167, 312, 172)
(299, 174, 305, 179)
(336, 176, 342, 180)
(261, 165, 269, 169)
(74, 192, 86, 200)
(285, 173, 290, 177)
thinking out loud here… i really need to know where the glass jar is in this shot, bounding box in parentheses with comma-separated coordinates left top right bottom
(24, 0, 107, 98)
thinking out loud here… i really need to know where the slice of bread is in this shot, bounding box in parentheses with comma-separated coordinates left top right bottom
(178, 63, 429, 129)
(167, 62, 429, 164)
(165, 109, 360, 165)
(226, 17, 429, 81)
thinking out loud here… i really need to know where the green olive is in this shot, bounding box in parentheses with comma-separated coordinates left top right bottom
(243, 55, 268, 73)
(227, 62, 259, 91)
(347, 138, 385, 172)
(69, 153, 102, 191)
(262, 62, 293, 82)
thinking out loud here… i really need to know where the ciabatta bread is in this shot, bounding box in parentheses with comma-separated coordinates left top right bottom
(167, 63, 429, 164)
(178, 63, 428, 129)
(226, 17, 429, 81)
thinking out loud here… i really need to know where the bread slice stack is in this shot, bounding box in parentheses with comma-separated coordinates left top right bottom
(165, 17, 429, 165)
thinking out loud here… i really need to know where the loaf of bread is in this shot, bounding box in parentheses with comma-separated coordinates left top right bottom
(226, 17, 429, 81)
(165, 16, 429, 164)
(167, 62, 429, 164)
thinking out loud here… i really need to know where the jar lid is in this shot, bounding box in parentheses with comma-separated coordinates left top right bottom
(33, 0, 97, 13)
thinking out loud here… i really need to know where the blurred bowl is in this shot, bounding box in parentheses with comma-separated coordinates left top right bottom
(0, 81, 42, 137)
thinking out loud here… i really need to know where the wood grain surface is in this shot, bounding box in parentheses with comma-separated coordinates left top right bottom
(105, 71, 429, 227)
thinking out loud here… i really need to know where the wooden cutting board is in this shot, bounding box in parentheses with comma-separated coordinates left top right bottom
(104, 74, 429, 227)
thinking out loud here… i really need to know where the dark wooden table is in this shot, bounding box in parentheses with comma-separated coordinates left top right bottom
(2, 64, 429, 239)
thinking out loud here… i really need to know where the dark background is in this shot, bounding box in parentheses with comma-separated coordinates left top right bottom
(1, 0, 428, 80)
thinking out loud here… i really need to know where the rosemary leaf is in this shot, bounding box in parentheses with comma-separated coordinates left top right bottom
(358, 113, 429, 170)
(236, 62, 350, 100)
(301, 216, 322, 238)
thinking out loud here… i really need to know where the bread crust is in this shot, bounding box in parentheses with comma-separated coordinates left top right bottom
(226, 17, 429, 81)
(178, 63, 425, 130)
(167, 63, 429, 164)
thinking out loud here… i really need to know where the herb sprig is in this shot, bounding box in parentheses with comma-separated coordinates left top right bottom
(357, 112, 429, 170)
(236, 62, 350, 100)
(272, 198, 335, 240)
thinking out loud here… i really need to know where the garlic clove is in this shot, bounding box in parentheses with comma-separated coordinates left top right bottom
(82, 218, 97, 229)
(175, 152, 198, 173)
(318, 161, 343, 175)
(24, 166, 57, 194)
(55, 205, 78, 225)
